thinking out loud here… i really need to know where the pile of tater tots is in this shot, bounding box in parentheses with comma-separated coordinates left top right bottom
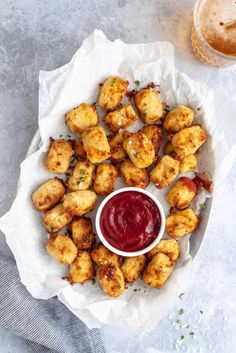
(32, 76, 209, 297)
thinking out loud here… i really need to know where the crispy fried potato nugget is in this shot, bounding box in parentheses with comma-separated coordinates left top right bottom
(163, 105, 194, 133)
(164, 142, 198, 173)
(82, 126, 110, 164)
(63, 190, 97, 216)
(178, 154, 198, 173)
(109, 131, 130, 163)
(97, 264, 125, 297)
(99, 76, 129, 111)
(104, 103, 138, 132)
(46, 233, 77, 264)
(142, 125, 163, 154)
(120, 160, 149, 188)
(67, 161, 95, 191)
(69, 251, 94, 284)
(94, 163, 118, 195)
(71, 217, 95, 250)
(74, 139, 87, 159)
(147, 239, 180, 261)
(91, 243, 121, 267)
(120, 255, 146, 283)
(123, 131, 155, 168)
(143, 253, 175, 288)
(150, 155, 179, 189)
(32, 178, 65, 211)
(45, 140, 73, 174)
(172, 125, 207, 157)
(65, 103, 99, 134)
(166, 208, 199, 238)
(43, 203, 72, 233)
(166, 177, 197, 209)
(135, 89, 164, 123)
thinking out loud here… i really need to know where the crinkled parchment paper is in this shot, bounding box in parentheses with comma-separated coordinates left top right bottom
(1, 30, 236, 334)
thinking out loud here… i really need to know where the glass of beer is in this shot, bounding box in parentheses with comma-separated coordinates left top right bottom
(191, 0, 236, 67)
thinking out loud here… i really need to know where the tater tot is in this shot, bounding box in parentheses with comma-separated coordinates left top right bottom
(135, 89, 164, 123)
(93, 163, 118, 195)
(91, 243, 121, 267)
(74, 138, 87, 159)
(166, 208, 199, 238)
(65, 103, 99, 134)
(150, 155, 179, 189)
(172, 125, 207, 157)
(97, 264, 125, 297)
(143, 253, 175, 288)
(147, 239, 180, 261)
(163, 105, 194, 133)
(141, 125, 163, 155)
(104, 103, 138, 132)
(71, 217, 95, 250)
(67, 161, 95, 191)
(32, 178, 65, 211)
(43, 203, 72, 233)
(99, 76, 129, 111)
(120, 255, 146, 283)
(109, 131, 129, 163)
(123, 131, 155, 168)
(82, 126, 110, 164)
(166, 177, 197, 209)
(120, 160, 149, 188)
(46, 233, 77, 264)
(45, 140, 73, 174)
(63, 190, 97, 216)
(69, 251, 94, 284)
(178, 154, 198, 173)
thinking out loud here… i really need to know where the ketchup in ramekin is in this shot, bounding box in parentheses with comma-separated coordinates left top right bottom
(96, 188, 165, 256)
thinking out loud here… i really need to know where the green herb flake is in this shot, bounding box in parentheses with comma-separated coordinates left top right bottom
(178, 292, 185, 300)
(138, 288, 141, 291)
(133, 152, 139, 158)
(135, 80, 140, 86)
(130, 283, 133, 287)
(59, 134, 63, 138)
(200, 310, 203, 314)
(189, 332, 194, 336)
(180, 335, 185, 341)
(178, 309, 184, 315)
(91, 278, 96, 285)
(200, 202, 206, 211)
(77, 169, 87, 184)
(176, 319, 182, 324)
(186, 324, 190, 329)
(133, 288, 137, 292)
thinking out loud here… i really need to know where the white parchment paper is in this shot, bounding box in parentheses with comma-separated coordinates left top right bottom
(0, 30, 236, 334)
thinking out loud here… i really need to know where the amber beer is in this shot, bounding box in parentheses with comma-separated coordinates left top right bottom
(191, 0, 236, 66)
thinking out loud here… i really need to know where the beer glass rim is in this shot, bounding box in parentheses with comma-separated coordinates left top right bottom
(193, 0, 236, 62)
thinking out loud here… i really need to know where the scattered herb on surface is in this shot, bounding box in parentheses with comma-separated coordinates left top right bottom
(179, 309, 184, 315)
(200, 310, 203, 314)
(67, 134, 71, 138)
(200, 202, 206, 211)
(180, 335, 185, 341)
(189, 332, 194, 336)
(133, 152, 139, 158)
(178, 292, 185, 300)
(176, 319, 182, 324)
(135, 80, 140, 86)
(77, 169, 87, 184)
(133, 288, 137, 292)
(91, 278, 96, 285)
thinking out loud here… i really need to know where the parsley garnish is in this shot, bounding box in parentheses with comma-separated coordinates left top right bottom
(189, 332, 194, 336)
(176, 319, 181, 324)
(180, 335, 185, 340)
(179, 309, 184, 315)
(135, 80, 140, 86)
(133, 152, 139, 158)
(178, 292, 185, 300)
(91, 278, 96, 285)
(133, 288, 137, 292)
(77, 169, 87, 184)
(200, 202, 206, 211)
(200, 310, 203, 314)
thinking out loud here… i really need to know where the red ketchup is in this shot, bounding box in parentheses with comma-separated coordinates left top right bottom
(100, 191, 161, 252)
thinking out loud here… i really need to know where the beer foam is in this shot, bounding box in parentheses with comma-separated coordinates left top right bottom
(199, 0, 236, 55)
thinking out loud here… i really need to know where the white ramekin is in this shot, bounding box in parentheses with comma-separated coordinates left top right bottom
(95, 187, 166, 257)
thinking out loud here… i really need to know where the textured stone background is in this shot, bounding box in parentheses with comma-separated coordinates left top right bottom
(0, 0, 236, 352)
